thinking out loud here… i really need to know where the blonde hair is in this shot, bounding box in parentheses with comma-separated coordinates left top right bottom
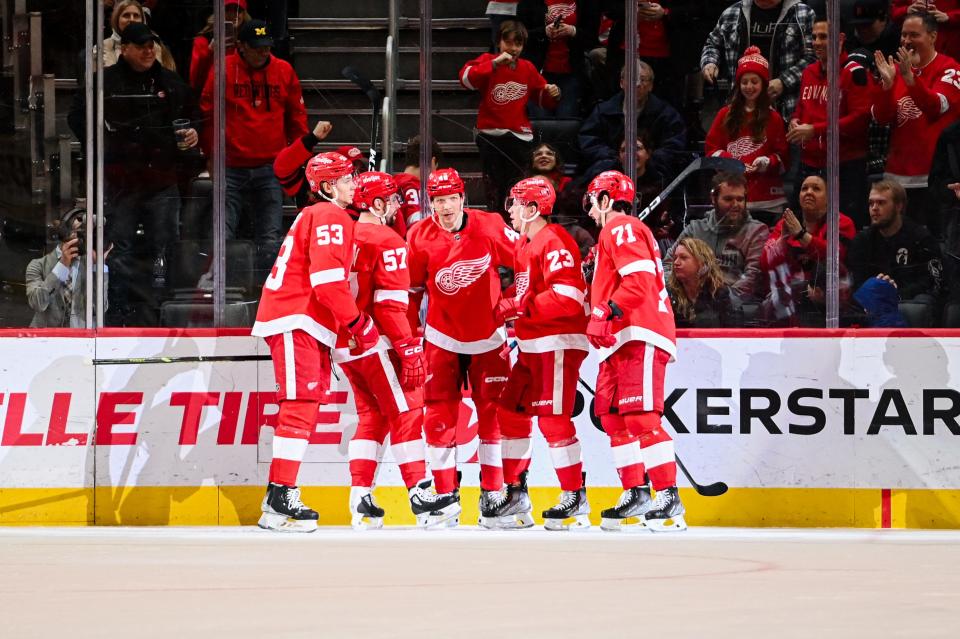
(111, 0, 144, 33)
(666, 238, 726, 322)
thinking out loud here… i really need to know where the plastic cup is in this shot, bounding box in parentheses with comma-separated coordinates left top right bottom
(173, 119, 190, 150)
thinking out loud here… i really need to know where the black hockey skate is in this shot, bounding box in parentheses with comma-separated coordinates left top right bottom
(542, 475, 590, 531)
(643, 486, 687, 532)
(350, 487, 385, 531)
(483, 471, 534, 529)
(478, 488, 508, 529)
(600, 486, 653, 531)
(410, 479, 461, 528)
(258, 483, 319, 533)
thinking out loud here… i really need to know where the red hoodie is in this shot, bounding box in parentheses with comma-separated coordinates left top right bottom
(200, 52, 308, 168)
(459, 52, 556, 139)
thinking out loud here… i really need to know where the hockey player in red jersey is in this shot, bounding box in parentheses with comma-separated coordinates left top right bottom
(406, 167, 529, 525)
(584, 170, 686, 532)
(493, 176, 591, 530)
(252, 152, 381, 532)
(340, 171, 459, 529)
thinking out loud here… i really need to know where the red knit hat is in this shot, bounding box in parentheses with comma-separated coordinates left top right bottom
(736, 46, 770, 83)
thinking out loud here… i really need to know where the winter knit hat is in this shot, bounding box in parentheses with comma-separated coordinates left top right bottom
(736, 46, 770, 83)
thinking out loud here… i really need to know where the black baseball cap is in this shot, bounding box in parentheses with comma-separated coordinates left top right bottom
(239, 20, 274, 48)
(848, 0, 887, 26)
(120, 23, 160, 45)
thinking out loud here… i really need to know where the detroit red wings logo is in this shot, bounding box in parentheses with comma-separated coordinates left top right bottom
(514, 271, 530, 298)
(436, 253, 492, 295)
(726, 136, 764, 159)
(492, 82, 528, 105)
(896, 96, 922, 127)
(546, 3, 575, 22)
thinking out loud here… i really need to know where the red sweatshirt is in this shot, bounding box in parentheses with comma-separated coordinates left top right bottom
(792, 55, 872, 167)
(706, 106, 789, 209)
(872, 51, 960, 187)
(459, 53, 556, 139)
(200, 52, 308, 168)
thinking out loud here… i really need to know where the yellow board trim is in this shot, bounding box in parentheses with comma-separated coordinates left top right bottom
(3, 487, 960, 528)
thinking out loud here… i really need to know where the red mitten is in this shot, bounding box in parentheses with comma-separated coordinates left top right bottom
(347, 312, 380, 356)
(586, 302, 619, 349)
(393, 336, 425, 390)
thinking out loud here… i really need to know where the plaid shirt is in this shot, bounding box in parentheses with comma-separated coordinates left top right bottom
(700, 0, 816, 119)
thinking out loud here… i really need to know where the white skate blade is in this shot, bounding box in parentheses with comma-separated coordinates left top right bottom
(351, 514, 384, 531)
(257, 512, 318, 533)
(543, 514, 590, 531)
(646, 514, 687, 532)
(424, 502, 461, 529)
(600, 516, 646, 532)
(502, 512, 535, 530)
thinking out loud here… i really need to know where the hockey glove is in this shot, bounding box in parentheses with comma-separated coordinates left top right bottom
(347, 312, 381, 356)
(496, 294, 528, 324)
(586, 301, 622, 349)
(393, 336, 425, 390)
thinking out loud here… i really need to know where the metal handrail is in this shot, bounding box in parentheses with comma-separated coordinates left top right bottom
(381, 95, 391, 172)
(383, 33, 396, 172)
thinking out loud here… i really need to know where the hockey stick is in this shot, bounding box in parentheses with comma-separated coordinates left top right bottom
(342, 66, 381, 172)
(636, 156, 745, 221)
(576, 378, 729, 497)
(90, 355, 270, 366)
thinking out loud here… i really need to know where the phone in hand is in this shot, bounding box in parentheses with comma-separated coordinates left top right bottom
(224, 21, 236, 48)
(552, 15, 562, 30)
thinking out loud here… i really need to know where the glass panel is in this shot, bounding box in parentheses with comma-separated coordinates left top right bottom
(0, 2, 86, 328)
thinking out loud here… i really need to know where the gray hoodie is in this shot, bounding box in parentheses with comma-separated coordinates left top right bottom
(664, 209, 770, 303)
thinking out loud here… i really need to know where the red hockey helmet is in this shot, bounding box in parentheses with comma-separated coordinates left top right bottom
(506, 176, 556, 216)
(353, 171, 399, 211)
(426, 168, 465, 199)
(583, 170, 636, 212)
(305, 152, 354, 193)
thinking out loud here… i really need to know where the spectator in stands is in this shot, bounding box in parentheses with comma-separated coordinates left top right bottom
(68, 23, 198, 326)
(524, 2, 600, 118)
(760, 175, 857, 325)
(460, 20, 560, 213)
(103, 0, 175, 71)
(25, 208, 110, 328)
(577, 61, 687, 186)
(845, 0, 902, 179)
(872, 11, 960, 238)
(274, 119, 334, 210)
(700, 0, 816, 121)
(394, 136, 442, 230)
(486, 0, 520, 49)
(664, 172, 770, 304)
(706, 46, 789, 224)
(929, 119, 960, 307)
(189, 0, 251, 93)
(788, 14, 873, 229)
(614, 133, 675, 245)
(667, 237, 735, 327)
(200, 19, 307, 278)
(849, 179, 943, 326)
(893, 1, 960, 60)
(527, 143, 571, 193)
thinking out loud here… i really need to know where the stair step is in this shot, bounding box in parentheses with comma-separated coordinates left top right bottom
(304, 108, 477, 144)
(298, 0, 487, 20)
(292, 46, 483, 83)
(289, 17, 488, 30)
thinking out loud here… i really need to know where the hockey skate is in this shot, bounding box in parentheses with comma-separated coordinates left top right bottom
(482, 471, 534, 529)
(478, 488, 508, 529)
(643, 486, 687, 532)
(258, 483, 319, 533)
(410, 479, 460, 528)
(542, 481, 590, 531)
(600, 486, 653, 531)
(350, 487, 385, 531)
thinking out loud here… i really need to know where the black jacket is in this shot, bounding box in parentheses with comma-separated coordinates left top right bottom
(577, 91, 688, 185)
(69, 57, 197, 191)
(848, 218, 943, 301)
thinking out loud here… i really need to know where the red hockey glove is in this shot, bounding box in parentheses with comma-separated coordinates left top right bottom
(586, 301, 622, 349)
(393, 336, 425, 390)
(496, 294, 528, 324)
(347, 312, 380, 356)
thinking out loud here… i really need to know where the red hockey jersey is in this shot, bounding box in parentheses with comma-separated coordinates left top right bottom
(705, 106, 788, 209)
(331, 221, 413, 362)
(252, 202, 360, 347)
(872, 51, 960, 187)
(407, 210, 520, 353)
(393, 172, 423, 230)
(459, 53, 556, 139)
(591, 214, 676, 362)
(512, 224, 589, 352)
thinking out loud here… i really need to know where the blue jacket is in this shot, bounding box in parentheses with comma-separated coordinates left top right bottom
(853, 277, 908, 328)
